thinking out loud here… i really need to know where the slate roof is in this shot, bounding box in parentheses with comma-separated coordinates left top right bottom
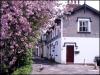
(64, 4, 100, 15)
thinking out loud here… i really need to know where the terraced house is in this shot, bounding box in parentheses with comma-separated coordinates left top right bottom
(36, 1, 99, 64)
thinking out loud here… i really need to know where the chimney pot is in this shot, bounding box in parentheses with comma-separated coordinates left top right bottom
(68, 0, 80, 5)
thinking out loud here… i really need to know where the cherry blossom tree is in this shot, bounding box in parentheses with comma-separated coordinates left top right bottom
(0, 1, 57, 74)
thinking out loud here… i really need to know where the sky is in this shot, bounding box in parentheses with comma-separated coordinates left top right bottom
(58, 0, 99, 11)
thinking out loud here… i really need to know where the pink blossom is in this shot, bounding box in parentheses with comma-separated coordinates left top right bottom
(10, 46, 14, 49)
(28, 43, 33, 48)
(0, 1, 57, 72)
(15, 44, 18, 47)
(21, 38, 24, 41)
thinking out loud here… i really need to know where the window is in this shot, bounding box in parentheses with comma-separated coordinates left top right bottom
(55, 41, 58, 45)
(51, 43, 53, 47)
(51, 30, 54, 38)
(55, 18, 61, 25)
(77, 18, 91, 32)
(55, 28, 56, 36)
(54, 28, 56, 37)
(56, 26, 60, 35)
(53, 45, 55, 49)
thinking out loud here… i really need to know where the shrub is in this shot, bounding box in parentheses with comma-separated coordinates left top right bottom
(11, 48, 33, 75)
(18, 48, 33, 66)
(0, 1, 56, 74)
(12, 65, 32, 75)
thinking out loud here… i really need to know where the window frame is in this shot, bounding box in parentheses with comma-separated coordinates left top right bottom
(77, 18, 91, 33)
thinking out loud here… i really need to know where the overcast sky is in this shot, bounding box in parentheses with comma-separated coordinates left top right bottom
(58, 1, 99, 11)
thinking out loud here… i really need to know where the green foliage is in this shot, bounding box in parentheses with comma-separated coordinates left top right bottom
(0, 63, 8, 73)
(12, 48, 33, 75)
(18, 48, 33, 66)
(12, 65, 32, 75)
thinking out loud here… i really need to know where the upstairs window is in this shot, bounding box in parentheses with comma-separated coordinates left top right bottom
(77, 18, 91, 32)
(55, 18, 61, 25)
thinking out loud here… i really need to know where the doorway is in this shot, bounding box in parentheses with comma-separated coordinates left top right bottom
(66, 45, 74, 63)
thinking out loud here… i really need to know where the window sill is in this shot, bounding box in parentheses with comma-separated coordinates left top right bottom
(77, 32, 91, 33)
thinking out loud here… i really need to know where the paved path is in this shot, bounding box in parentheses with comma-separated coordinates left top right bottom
(31, 57, 99, 74)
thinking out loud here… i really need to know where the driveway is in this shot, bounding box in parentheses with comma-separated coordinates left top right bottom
(31, 57, 99, 74)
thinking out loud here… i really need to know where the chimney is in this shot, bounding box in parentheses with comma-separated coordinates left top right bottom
(67, 0, 80, 5)
(68, 0, 69, 4)
(78, 0, 80, 5)
(74, 0, 76, 4)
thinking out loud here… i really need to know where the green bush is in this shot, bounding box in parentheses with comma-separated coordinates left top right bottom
(19, 48, 33, 66)
(12, 65, 32, 75)
(12, 48, 33, 75)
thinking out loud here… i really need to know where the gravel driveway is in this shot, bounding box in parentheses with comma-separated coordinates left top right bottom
(31, 57, 99, 74)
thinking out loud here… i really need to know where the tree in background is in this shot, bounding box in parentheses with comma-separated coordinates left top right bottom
(0, 1, 58, 74)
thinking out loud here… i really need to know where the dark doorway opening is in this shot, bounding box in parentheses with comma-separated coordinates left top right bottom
(66, 45, 74, 63)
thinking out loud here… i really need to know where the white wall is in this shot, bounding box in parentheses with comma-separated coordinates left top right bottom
(43, 44, 47, 57)
(61, 37, 99, 64)
(50, 38, 62, 63)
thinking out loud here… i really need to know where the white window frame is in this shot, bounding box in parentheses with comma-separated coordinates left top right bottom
(77, 18, 91, 32)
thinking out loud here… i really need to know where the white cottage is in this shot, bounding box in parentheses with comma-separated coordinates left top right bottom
(38, 2, 99, 64)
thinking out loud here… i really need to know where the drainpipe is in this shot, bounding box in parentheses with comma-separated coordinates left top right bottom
(68, 0, 69, 4)
(78, 0, 80, 5)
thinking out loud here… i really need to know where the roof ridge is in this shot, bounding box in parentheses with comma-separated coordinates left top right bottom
(64, 4, 100, 15)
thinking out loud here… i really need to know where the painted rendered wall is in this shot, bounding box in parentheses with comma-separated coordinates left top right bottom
(46, 43, 51, 59)
(61, 37, 99, 64)
(49, 38, 61, 63)
(38, 45, 42, 57)
(43, 43, 47, 58)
